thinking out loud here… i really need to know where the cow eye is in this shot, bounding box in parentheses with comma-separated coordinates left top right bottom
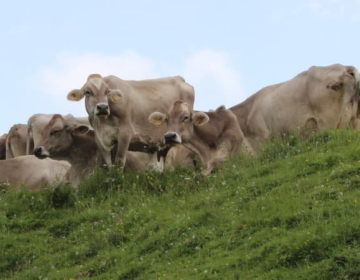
(105, 89, 110, 95)
(349, 72, 355, 77)
(51, 130, 62, 135)
(84, 90, 91, 96)
(182, 116, 189, 122)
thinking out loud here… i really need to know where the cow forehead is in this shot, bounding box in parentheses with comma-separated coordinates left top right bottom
(49, 116, 65, 129)
(89, 78, 104, 91)
(309, 64, 357, 85)
(169, 102, 191, 117)
(32, 115, 55, 130)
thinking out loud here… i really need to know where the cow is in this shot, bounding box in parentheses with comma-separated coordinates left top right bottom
(0, 155, 71, 191)
(30, 114, 163, 186)
(67, 74, 195, 170)
(229, 64, 360, 151)
(149, 101, 244, 176)
(0, 134, 7, 160)
(6, 124, 34, 159)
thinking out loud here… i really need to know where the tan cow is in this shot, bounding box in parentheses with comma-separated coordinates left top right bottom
(230, 64, 360, 151)
(31, 114, 163, 185)
(67, 74, 194, 170)
(149, 101, 244, 176)
(0, 133, 7, 160)
(0, 155, 71, 191)
(6, 124, 34, 159)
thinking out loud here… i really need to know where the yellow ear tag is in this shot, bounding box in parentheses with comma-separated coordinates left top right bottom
(156, 119, 163, 125)
(113, 95, 120, 101)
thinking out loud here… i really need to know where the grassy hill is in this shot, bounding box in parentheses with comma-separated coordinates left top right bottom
(2, 130, 360, 280)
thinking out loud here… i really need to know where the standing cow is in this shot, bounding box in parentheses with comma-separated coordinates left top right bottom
(230, 64, 360, 151)
(149, 101, 245, 176)
(67, 74, 194, 170)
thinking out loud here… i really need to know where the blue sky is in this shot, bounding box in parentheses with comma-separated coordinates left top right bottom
(1, 0, 360, 134)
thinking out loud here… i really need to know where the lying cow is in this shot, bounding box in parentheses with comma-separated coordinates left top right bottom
(0, 156, 71, 191)
(6, 124, 34, 159)
(31, 114, 163, 186)
(149, 101, 244, 176)
(67, 74, 194, 170)
(230, 64, 360, 151)
(0, 133, 7, 160)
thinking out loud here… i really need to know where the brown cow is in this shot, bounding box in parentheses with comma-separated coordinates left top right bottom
(0, 133, 7, 160)
(6, 124, 34, 159)
(31, 114, 163, 185)
(230, 64, 360, 151)
(0, 155, 71, 191)
(67, 74, 194, 170)
(149, 101, 244, 176)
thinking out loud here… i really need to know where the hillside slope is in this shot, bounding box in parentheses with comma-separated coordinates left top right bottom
(1, 130, 360, 279)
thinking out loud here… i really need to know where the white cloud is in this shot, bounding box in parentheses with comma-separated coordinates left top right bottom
(36, 51, 158, 98)
(303, 0, 359, 20)
(33, 49, 245, 112)
(182, 50, 245, 109)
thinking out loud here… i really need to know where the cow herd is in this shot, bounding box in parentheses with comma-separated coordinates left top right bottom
(0, 63, 359, 190)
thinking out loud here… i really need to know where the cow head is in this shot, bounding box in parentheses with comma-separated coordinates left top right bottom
(67, 74, 123, 120)
(149, 100, 209, 145)
(324, 65, 360, 100)
(32, 114, 90, 159)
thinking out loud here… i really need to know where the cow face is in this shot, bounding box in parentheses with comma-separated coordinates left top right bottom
(149, 100, 209, 145)
(67, 74, 123, 120)
(32, 115, 89, 159)
(324, 66, 359, 102)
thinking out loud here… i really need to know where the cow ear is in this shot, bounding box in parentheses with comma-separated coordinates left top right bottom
(67, 89, 84, 101)
(72, 125, 90, 136)
(149, 112, 167, 126)
(193, 112, 209, 126)
(109, 89, 123, 102)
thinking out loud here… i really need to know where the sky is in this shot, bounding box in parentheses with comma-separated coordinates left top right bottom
(1, 0, 360, 134)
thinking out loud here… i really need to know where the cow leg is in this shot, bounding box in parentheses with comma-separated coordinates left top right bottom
(241, 137, 256, 156)
(114, 134, 131, 171)
(183, 142, 211, 172)
(201, 158, 223, 176)
(201, 141, 231, 177)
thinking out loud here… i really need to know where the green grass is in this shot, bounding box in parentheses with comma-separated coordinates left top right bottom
(2, 129, 360, 279)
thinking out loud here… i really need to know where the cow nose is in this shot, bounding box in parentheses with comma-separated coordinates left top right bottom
(97, 104, 109, 111)
(33, 146, 43, 156)
(164, 132, 177, 142)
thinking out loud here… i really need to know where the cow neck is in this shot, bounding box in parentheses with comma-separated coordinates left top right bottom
(69, 132, 102, 177)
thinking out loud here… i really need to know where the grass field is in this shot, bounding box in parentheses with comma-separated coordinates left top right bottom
(1, 129, 360, 280)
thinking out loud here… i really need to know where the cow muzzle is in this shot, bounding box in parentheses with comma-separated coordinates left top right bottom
(33, 146, 50, 159)
(95, 103, 110, 119)
(164, 132, 182, 144)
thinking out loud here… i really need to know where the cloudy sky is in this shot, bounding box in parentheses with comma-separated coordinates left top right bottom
(1, 0, 360, 134)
